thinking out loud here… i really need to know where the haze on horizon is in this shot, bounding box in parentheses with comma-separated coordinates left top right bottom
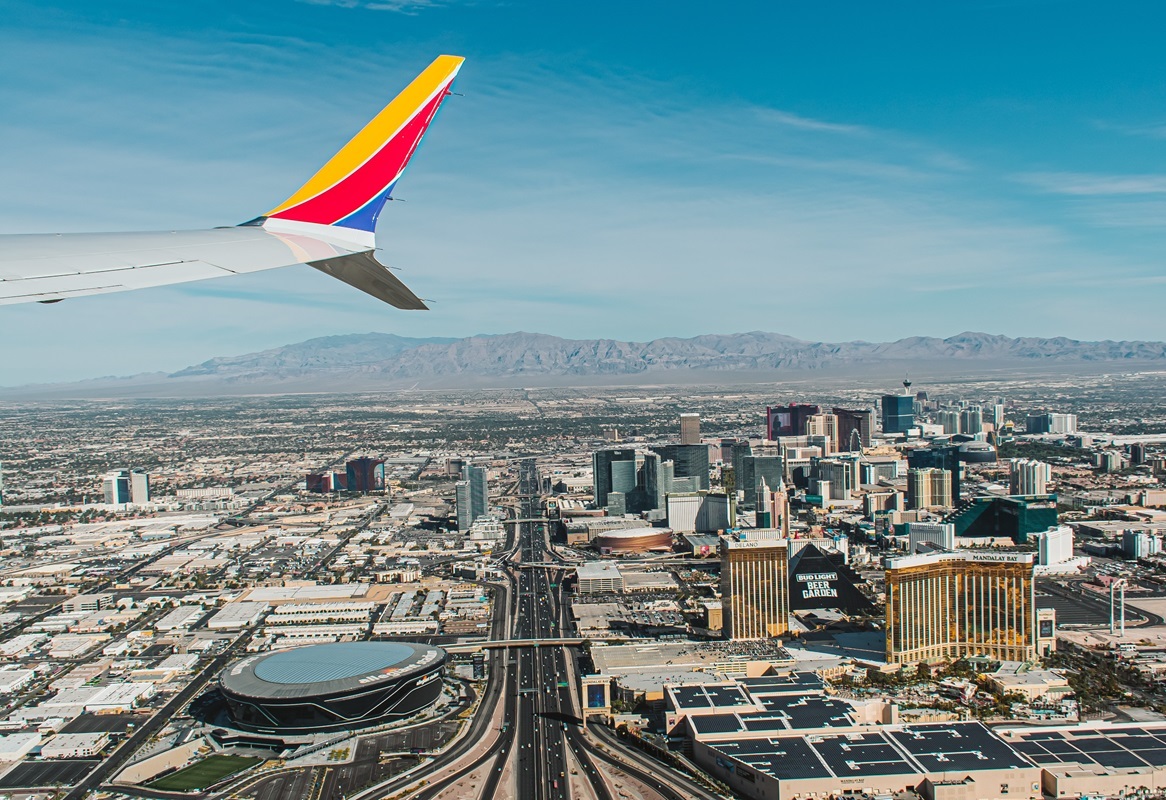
(1, 0, 1164, 384)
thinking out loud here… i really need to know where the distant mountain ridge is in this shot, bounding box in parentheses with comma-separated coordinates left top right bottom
(170, 330, 1166, 383)
(8, 330, 1166, 398)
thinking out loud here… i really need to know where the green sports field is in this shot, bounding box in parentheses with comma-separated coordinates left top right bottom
(146, 754, 262, 791)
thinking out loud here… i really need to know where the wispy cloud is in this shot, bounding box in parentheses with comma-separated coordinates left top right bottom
(297, 0, 450, 12)
(0, 10, 1164, 384)
(1020, 172, 1166, 196)
(753, 108, 868, 135)
(1093, 119, 1166, 141)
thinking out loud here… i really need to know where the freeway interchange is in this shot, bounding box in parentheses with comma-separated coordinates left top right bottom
(397, 462, 718, 800)
(83, 472, 718, 800)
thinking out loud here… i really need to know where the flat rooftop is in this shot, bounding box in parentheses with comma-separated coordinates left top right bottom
(689, 694, 856, 737)
(1005, 724, 1166, 771)
(708, 722, 1034, 783)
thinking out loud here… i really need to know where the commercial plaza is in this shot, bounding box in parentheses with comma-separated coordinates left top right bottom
(659, 670, 1166, 800)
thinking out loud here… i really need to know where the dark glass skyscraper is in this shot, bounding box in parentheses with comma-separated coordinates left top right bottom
(881, 394, 915, 435)
(462, 464, 488, 522)
(739, 455, 783, 508)
(652, 444, 710, 491)
(592, 448, 637, 510)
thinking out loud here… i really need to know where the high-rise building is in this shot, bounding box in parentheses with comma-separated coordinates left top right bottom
(1123, 530, 1160, 559)
(1098, 450, 1123, 473)
(462, 464, 488, 521)
(730, 441, 752, 488)
(832, 408, 873, 450)
(102, 470, 130, 504)
(960, 406, 984, 435)
(1035, 526, 1074, 566)
(738, 455, 782, 508)
(665, 491, 730, 533)
(948, 495, 1057, 544)
(455, 480, 473, 531)
(1010, 458, 1051, 496)
(766, 403, 821, 440)
(906, 521, 955, 553)
(885, 551, 1036, 665)
(1026, 412, 1078, 434)
(652, 444, 709, 492)
(907, 445, 962, 505)
(815, 457, 858, 501)
(1130, 443, 1148, 467)
(991, 403, 1006, 428)
(906, 467, 952, 509)
(641, 452, 668, 511)
(860, 458, 903, 484)
(102, 468, 150, 504)
(606, 491, 627, 517)
(771, 479, 790, 538)
(592, 448, 637, 510)
(130, 469, 150, 504)
(755, 477, 773, 528)
(346, 457, 386, 494)
(806, 413, 839, 452)
(306, 472, 346, 493)
(720, 537, 790, 640)
(937, 409, 961, 435)
(680, 413, 701, 446)
(881, 393, 914, 435)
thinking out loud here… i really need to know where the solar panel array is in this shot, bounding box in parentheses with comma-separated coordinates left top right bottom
(760, 695, 855, 729)
(711, 737, 833, 780)
(888, 724, 1033, 772)
(669, 683, 754, 711)
(1010, 726, 1166, 771)
(707, 722, 1039, 784)
(689, 695, 855, 736)
(811, 733, 916, 777)
(739, 671, 826, 695)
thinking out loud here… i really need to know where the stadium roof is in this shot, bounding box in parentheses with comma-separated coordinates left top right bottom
(220, 641, 444, 700)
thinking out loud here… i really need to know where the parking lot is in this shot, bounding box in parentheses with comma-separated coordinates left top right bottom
(0, 760, 99, 789)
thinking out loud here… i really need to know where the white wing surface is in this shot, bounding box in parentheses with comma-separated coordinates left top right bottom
(0, 55, 464, 310)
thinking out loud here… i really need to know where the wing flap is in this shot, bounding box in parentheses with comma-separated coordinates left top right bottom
(0, 228, 428, 308)
(0, 260, 234, 305)
(0, 229, 350, 305)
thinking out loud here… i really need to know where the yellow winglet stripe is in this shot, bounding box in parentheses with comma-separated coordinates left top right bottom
(267, 55, 464, 217)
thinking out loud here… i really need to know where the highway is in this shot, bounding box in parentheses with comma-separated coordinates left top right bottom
(407, 461, 605, 800)
(204, 461, 709, 800)
(510, 462, 611, 800)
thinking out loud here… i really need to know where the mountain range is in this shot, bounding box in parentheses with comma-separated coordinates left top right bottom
(8, 330, 1166, 398)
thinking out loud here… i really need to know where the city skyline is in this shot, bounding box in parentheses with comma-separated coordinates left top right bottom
(2, 1, 1165, 383)
(1, 372, 1166, 797)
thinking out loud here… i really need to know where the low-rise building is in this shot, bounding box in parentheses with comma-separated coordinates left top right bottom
(206, 601, 269, 630)
(41, 732, 109, 759)
(62, 593, 113, 614)
(0, 732, 41, 760)
(576, 562, 623, 595)
(83, 682, 155, 713)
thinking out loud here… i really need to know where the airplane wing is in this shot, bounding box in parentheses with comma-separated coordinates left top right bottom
(0, 54, 465, 308)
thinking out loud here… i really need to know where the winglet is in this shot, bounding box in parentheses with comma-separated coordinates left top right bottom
(263, 55, 464, 249)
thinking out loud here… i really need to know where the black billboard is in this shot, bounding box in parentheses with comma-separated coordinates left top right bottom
(788, 543, 874, 615)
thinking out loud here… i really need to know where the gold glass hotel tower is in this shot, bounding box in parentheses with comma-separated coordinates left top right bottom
(720, 538, 790, 640)
(885, 551, 1036, 665)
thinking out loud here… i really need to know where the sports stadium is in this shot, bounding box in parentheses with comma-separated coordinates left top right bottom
(593, 526, 674, 554)
(218, 641, 446, 733)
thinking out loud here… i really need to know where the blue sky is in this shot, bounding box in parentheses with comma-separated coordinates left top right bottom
(1, 0, 1164, 384)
